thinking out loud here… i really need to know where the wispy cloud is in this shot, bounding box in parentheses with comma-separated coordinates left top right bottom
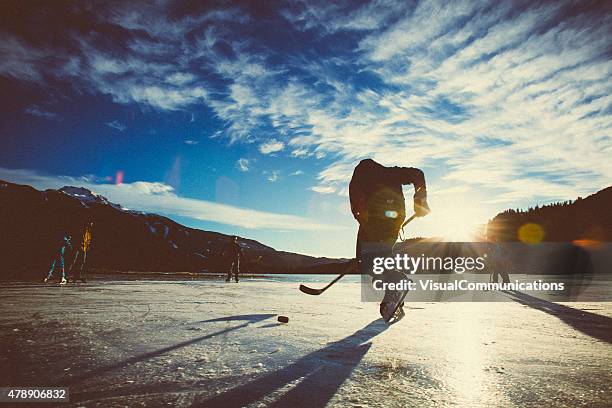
(167, 72, 196, 86)
(311, 185, 335, 194)
(280, 0, 405, 34)
(105, 120, 127, 132)
(0, 167, 336, 231)
(265, 170, 280, 182)
(24, 105, 60, 120)
(0, 4, 215, 111)
(291, 148, 309, 158)
(222, 0, 612, 210)
(0, 35, 46, 82)
(236, 158, 250, 172)
(184, 139, 199, 145)
(1, 0, 610, 215)
(259, 139, 285, 155)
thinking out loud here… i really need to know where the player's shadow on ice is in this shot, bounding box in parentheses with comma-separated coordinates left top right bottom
(504, 290, 612, 344)
(259, 322, 283, 328)
(197, 314, 277, 323)
(196, 318, 388, 407)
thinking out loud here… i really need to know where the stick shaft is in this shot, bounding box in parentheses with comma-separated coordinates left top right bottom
(401, 213, 417, 228)
(300, 212, 418, 296)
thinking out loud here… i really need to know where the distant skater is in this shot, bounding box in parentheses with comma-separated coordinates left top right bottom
(349, 159, 430, 322)
(491, 242, 511, 284)
(225, 236, 242, 283)
(44, 233, 73, 285)
(69, 221, 94, 283)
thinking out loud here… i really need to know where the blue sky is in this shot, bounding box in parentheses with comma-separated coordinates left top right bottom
(1, 0, 611, 257)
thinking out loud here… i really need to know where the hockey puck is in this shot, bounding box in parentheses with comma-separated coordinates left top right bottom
(277, 315, 289, 323)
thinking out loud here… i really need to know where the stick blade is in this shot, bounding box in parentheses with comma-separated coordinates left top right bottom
(299, 284, 322, 295)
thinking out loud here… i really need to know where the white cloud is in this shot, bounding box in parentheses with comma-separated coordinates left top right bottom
(72, 47, 212, 111)
(90, 55, 127, 74)
(252, 1, 612, 211)
(2, 0, 610, 217)
(311, 185, 336, 194)
(265, 170, 280, 182)
(0, 167, 337, 231)
(184, 139, 199, 145)
(106, 120, 127, 132)
(280, 0, 404, 34)
(0, 35, 46, 82)
(359, 0, 481, 61)
(290, 170, 304, 176)
(0, 9, 215, 112)
(291, 148, 309, 158)
(236, 158, 250, 172)
(167, 72, 195, 85)
(123, 85, 207, 111)
(259, 139, 285, 155)
(25, 105, 60, 120)
(128, 181, 175, 195)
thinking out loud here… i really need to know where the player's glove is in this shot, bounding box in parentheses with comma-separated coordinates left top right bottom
(414, 188, 430, 217)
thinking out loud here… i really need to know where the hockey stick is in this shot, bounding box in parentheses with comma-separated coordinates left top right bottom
(401, 213, 418, 229)
(299, 213, 418, 296)
(299, 272, 347, 295)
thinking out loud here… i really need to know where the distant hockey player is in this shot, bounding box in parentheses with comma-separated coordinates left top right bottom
(491, 241, 511, 284)
(225, 236, 242, 283)
(349, 159, 430, 322)
(69, 221, 94, 283)
(44, 233, 73, 285)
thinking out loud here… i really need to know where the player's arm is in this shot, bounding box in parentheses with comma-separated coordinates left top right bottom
(349, 179, 367, 223)
(391, 167, 430, 217)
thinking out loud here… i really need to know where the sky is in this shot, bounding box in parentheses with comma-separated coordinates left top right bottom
(1, 0, 611, 257)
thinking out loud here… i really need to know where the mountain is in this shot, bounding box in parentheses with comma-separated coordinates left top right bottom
(487, 186, 612, 242)
(57, 186, 119, 208)
(0, 181, 346, 280)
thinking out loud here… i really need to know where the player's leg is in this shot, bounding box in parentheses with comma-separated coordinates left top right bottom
(45, 258, 57, 282)
(357, 221, 406, 322)
(80, 251, 88, 282)
(357, 222, 387, 277)
(501, 258, 510, 283)
(355, 223, 365, 273)
(234, 257, 240, 282)
(375, 221, 408, 321)
(226, 262, 232, 282)
(357, 223, 386, 297)
(492, 263, 499, 283)
(59, 253, 67, 285)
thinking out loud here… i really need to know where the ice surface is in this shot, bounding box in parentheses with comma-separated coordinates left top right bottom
(0, 279, 610, 407)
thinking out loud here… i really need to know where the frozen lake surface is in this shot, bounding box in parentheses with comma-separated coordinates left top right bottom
(0, 279, 610, 407)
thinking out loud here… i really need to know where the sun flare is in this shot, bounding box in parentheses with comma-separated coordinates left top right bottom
(412, 191, 491, 241)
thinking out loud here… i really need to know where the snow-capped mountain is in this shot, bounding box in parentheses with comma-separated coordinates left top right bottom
(59, 186, 107, 203)
(58, 185, 125, 210)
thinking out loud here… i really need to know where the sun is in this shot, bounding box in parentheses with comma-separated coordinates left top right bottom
(411, 191, 490, 241)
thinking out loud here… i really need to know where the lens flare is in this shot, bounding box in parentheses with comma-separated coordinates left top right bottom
(518, 223, 544, 244)
(572, 239, 602, 249)
(385, 210, 398, 219)
(115, 170, 124, 185)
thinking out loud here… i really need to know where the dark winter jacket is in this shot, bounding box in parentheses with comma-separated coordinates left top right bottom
(349, 159, 426, 223)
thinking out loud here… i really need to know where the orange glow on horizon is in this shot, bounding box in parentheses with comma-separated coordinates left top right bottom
(572, 239, 603, 249)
